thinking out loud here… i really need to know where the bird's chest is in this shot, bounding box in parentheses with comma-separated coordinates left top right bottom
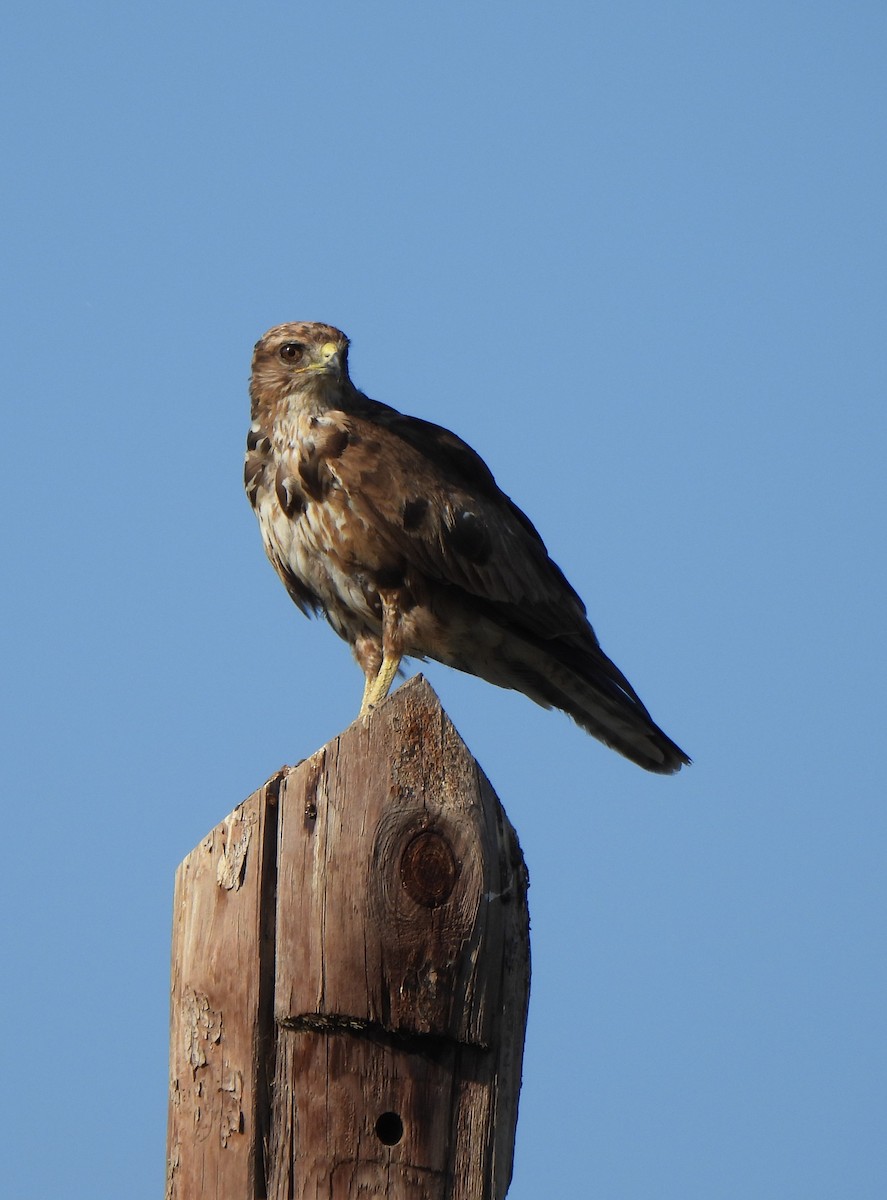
(256, 414, 388, 617)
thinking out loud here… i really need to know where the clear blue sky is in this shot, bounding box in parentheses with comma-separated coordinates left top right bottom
(3, 3, 885, 1197)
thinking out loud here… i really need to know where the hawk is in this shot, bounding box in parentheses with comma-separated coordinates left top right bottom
(245, 322, 689, 773)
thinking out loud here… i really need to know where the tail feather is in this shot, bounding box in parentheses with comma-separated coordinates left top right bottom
(495, 635, 690, 774)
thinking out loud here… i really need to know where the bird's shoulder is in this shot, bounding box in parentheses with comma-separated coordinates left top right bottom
(336, 390, 487, 480)
(340, 392, 547, 542)
(328, 394, 588, 627)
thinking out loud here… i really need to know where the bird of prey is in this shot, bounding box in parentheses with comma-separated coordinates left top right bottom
(245, 321, 689, 773)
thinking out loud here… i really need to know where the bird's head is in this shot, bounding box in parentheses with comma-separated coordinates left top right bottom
(250, 322, 351, 414)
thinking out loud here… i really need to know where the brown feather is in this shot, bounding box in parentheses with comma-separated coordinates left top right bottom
(245, 321, 690, 773)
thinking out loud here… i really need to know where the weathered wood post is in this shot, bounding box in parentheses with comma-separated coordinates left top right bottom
(166, 675, 530, 1199)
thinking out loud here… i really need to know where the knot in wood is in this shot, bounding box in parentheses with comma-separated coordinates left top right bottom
(399, 830, 457, 908)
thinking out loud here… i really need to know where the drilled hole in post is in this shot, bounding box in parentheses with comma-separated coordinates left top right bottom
(374, 1111, 404, 1145)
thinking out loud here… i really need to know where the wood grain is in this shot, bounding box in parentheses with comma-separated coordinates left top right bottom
(167, 676, 530, 1199)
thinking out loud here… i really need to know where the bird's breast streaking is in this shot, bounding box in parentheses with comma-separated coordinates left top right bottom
(245, 320, 689, 774)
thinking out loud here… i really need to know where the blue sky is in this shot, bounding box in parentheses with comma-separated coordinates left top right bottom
(2, 2, 885, 1197)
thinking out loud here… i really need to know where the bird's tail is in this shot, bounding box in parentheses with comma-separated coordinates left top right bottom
(482, 630, 690, 774)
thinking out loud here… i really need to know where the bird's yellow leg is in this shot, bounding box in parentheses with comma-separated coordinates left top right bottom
(358, 671, 377, 717)
(363, 653, 401, 711)
(358, 590, 403, 715)
(361, 591, 407, 713)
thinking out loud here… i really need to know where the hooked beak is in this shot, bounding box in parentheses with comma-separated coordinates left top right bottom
(305, 341, 343, 377)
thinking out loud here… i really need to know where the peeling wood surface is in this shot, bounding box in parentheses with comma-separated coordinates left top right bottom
(166, 773, 280, 1200)
(166, 676, 530, 1199)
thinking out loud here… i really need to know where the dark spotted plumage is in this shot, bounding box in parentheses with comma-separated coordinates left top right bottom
(402, 497, 429, 532)
(446, 510, 492, 565)
(273, 466, 304, 518)
(246, 321, 689, 773)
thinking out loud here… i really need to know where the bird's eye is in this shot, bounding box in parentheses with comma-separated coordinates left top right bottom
(279, 342, 305, 363)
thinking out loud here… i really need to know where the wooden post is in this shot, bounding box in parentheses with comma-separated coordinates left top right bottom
(166, 675, 530, 1200)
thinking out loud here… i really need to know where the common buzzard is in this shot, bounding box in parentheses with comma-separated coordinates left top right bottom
(245, 322, 689, 773)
